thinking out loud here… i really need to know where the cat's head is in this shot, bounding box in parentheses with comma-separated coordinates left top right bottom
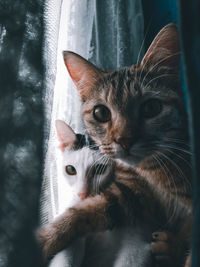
(63, 24, 188, 167)
(56, 120, 112, 200)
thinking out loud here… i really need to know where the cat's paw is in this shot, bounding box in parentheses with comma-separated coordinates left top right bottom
(36, 224, 56, 262)
(151, 231, 180, 267)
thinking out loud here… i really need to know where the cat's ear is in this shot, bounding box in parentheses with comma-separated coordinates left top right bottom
(63, 51, 102, 100)
(141, 23, 180, 71)
(55, 120, 77, 151)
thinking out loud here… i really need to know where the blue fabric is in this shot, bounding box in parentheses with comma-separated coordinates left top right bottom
(142, 0, 186, 97)
(142, 0, 178, 47)
(178, 1, 200, 266)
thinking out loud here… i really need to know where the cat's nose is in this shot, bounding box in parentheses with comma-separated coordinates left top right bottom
(78, 192, 88, 200)
(115, 137, 133, 150)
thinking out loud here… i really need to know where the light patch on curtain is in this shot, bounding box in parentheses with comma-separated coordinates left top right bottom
(42, 0, 96, 223)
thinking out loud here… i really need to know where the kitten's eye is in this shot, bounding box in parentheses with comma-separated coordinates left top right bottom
(94, 164, 107, 175)
(141, 99, 162, 119)
(65, 165, 77, 175)
(93, 105, 111, 123)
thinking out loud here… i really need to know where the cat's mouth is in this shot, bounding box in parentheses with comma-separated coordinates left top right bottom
(100, 143, 153, 166)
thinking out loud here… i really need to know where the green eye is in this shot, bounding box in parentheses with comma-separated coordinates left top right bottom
(65, 165, 77, 175)
(141, 99, 162, 119)
(93, 105, 111, 123)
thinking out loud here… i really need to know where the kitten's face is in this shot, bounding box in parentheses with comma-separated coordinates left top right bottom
(63, 24, 188, 167)
(56, 120, 112, 200)
(62, 146, 111, 199)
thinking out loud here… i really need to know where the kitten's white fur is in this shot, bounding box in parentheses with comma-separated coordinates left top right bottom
(55, 120, 110, 213)
(62, 147, 110, 203)
(51, 120, 152, 267)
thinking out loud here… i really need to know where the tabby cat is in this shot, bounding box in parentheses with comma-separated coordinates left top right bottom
(38, 24, 192, 266)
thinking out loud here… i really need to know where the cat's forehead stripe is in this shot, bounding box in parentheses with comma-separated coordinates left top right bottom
(110, 69, 141, 92)
(102, 69, 143, 108)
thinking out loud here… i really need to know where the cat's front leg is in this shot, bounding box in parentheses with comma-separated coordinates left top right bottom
(37, 194, 118, 262)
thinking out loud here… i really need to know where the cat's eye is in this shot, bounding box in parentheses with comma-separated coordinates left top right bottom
(65, 165, 77, 175)
(141, 99, 162, 119)
(94, 164, 107, 175)
(93, 105, 111, 123)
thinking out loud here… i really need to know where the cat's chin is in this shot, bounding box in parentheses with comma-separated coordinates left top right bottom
(101, 148, 145, 167)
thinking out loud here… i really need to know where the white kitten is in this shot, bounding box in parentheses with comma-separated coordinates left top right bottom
(50, 120, 112, 267)
(52, 120, 152, 267)
(56, 119, 112, 206)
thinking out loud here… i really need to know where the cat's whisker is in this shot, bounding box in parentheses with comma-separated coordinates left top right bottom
(153, 154, 174, 206)
(96, 156, 110, 194)
(162, 157, 179, 226)
(136, 28, 160, 86)
(96, 157, 109, 194)
(142, 73, 178, 90)
(139, 52, 180, 84)
(91, 153, 109, 194)
(137, 48, 158, 86)
(151, 142, 192, 170)
(164, 137, 191, 147)
(86, 153, 106, 190)
(161, 147, 192, 169)
(139, 51, 181, 87)
(164, 137, 186, 143)
(152, 154, 174, 221)
(147, 91, 162, 97)
(94, 166, 101, 194)
(157, 151, 192, 194)
(140, 140, 191, 154)
(157, 153, 190, 224)
(157, 143, 192, 155)
(154, 153, 179, 225)
(95, 157, 106, 193)
(135, 20, 152, 83)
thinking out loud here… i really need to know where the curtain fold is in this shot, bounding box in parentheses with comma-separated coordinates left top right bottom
(91, 0, 144, 69)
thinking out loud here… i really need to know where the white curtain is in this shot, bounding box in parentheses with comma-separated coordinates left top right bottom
(41, 0, 145, 266)
(41, 0, 97, 224)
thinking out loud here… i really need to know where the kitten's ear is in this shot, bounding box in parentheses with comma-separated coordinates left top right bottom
(55, 120, 77, 151)
(63, 51, 102, 100)
(141, 23, 180, 71)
